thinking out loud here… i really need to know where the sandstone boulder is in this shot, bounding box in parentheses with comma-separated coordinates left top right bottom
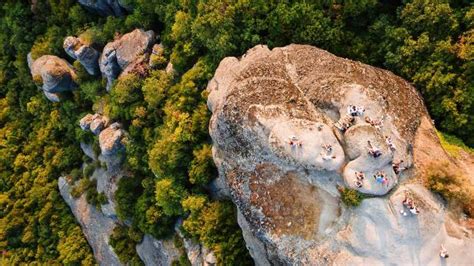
(29, 54, 77, 102)
(99, 122, 125, 156)
(99, 29, 155, 91)
(77, 0, 130, 16)
(64, 36, 100, 75)
(207, 44, 474, 264)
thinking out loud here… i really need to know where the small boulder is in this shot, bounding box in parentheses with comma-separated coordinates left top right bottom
(29, 54, 77, 102)
(99, 29, 155, 91)
(64, 36, 100, 75)
(80, 113, 110, 135)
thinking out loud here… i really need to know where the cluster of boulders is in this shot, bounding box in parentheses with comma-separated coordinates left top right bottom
(28, 28, 160, 101)
(207, 44, 474, 265)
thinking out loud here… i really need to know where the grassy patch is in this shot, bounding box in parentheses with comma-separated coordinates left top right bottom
(437, 131, 474, 158)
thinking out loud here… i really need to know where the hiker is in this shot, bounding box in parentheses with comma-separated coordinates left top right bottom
(317, 124, 324, 131)
(365, 116, 383, 130)
(335, 115, 354, 132)
(385, 136, 396, 151)
(409, 205, 420, 215)
(368, 141, 382, 158)
(392, 160, 404, 175)
(322, 144, 333, 153)
(439, 245, 449, 259)
(355, 171, 365, 181)
(347, 105, 365, 117)
(355, 180, 363, 188)
(374, 171, 386, 184)
(289, 136, 301, 148)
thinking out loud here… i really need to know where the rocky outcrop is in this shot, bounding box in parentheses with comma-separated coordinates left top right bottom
(207, 44, 474, 264)
(64, 36, 100, 75)
(80, 113, 110, 135)
(58, 176, 121, 265)
(99, 29, 155, 91)
(28, 54, 77, 102)
(77, 0, 131, 16)
(99, 122, 125, 156)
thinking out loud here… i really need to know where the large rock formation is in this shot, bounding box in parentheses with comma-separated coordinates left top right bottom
(64, 36, 101, 75)
(28, 54, 77, 102)
(207, 44, 474, 264)
(77, 0, 130, 16)
(99, 29, 155, 91)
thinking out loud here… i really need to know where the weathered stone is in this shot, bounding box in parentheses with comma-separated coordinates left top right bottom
(80, 113, 110, 135)
(64, 36, 100, 75)
(207, 44, 474, 264)
(99, 29, 155, 91)
(29, 54, 77, 101)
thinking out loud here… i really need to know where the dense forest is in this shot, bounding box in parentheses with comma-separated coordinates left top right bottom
(0, 0, 472, 265)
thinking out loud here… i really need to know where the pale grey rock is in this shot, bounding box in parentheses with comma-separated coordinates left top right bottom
(28, 54, 77, 101)
(77, 0, 130, 16)
(64, 36, 100, 75)
(98, 122, 126, 172)
(80, 142, 98, 161)
(207, 44, 474, 265)
(99, 29, 155, 91)
(136, 235, 180, 266)
(58, 176, 122, 266)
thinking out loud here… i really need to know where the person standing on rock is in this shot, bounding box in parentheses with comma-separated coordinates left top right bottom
(440, 244, 449, 259)
(368, 141, 382, 158)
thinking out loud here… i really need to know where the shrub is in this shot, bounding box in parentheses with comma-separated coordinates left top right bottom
(71, 178, 92, 198)
(69, 168, 82, 181)
(83, 163, 95, 178)
(109, 225, 143, 265)
(425, 162, 474, 216)
(339, 187, 364, 207)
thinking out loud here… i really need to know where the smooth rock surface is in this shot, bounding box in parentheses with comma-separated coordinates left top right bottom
(136, 235, 180, 266)
(207, 44, 474, 265)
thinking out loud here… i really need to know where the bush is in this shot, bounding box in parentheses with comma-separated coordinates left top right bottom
(83, 163, 96, 178)
(69, 168, 82, 182)
(425, 162, 474, 216)
(339, 187, 364, 207)
(109, 225, 143, 265)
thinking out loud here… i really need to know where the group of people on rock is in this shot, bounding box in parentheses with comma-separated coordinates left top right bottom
(401, 190, 420, 215)
(321, 144, 336, 160)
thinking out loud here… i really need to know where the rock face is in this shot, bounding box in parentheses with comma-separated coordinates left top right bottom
(99, 122, 125, 156)
(77, 0, 130, 16)
(207, 44, 474, 264)
(64, 36, 101, 75)
(58, 176, 121, 266)
(28, 54, 77, 102)
(99, 29, 155, 91)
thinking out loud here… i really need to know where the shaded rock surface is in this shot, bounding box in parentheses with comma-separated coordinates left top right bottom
(64, 36, 101, 75)
(99, 29, 155, 91)
(207, 44, 474, 264)
(28, 54, 77, 102)
(77, 0, 130, 16)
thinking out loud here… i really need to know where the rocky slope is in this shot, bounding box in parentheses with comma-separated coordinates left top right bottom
(207, 44, 474, 265)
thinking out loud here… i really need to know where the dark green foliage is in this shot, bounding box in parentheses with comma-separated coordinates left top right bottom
(115, 176, 143, 221)
(109, 225, 144, 265)
(339, 187, 364, 207)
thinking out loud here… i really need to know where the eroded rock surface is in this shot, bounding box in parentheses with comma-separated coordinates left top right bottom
(80, 113, 110, 135)
(207, 44, 474, 264)
(28, 54, 77, 102)
(99, 29, 155, 91)
(64, 36, 100, 75)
